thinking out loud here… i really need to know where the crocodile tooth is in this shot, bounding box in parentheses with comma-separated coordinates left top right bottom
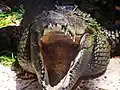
(112, 31, 114, 34)
(69, 32, 75, 42)
(55, 24, 62, 31)
(67, 31, 71, 36)
(73, 36, 76, 42)
(61, 29, 64, 32)
(56, 24, 61, 28)
(48, 23, 52, 28)
(108, 31, 111, 37)
(112, 31, 115, 39)
(71, 36, 74, 41)
(65, 30, 68, 35)
(41, 70, 45, 74)
(71, 36, 73, 40)
(61, 25, 66, 33)
(116, 29, 119, 37)
(105, 30, 108, 36)
(43, 24, 48, 28)
(61, 27, 64, 32)
(67, 31, 70, 36)
(68, 32, 72, 37)
(119, 30, 120, 34)
(72, 32, 76, 42)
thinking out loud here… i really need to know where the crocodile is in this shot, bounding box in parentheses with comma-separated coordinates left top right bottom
(17, 4, 111, 90)
(0, 0, 119, 90)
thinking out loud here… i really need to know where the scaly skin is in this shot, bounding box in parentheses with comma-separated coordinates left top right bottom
(0, 0, 119, 89)
(17, 5, 110, 90)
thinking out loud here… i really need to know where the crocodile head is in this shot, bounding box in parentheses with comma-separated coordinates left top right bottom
(29, 5, 94, 90)
(19, 5, 110, 90)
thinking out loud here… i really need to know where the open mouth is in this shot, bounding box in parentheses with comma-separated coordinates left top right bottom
(29, 7, 94, 90)
(17, 5, 110, 90)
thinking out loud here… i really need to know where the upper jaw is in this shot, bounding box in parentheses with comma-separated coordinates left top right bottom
(33, 9, 87, 43)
